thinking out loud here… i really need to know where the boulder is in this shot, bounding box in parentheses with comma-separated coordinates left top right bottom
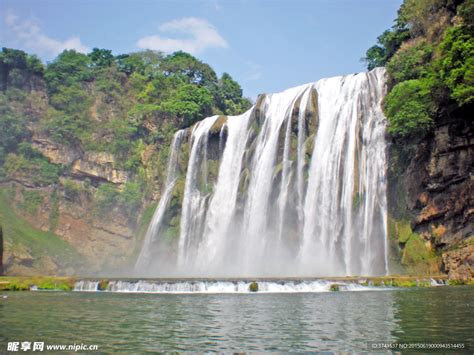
(249, 281, 259, 292)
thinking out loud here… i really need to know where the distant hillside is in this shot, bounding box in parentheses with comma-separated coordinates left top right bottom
(0, 47, 251, 275)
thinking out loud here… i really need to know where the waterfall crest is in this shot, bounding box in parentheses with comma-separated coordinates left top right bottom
(136, 68, 388, 277)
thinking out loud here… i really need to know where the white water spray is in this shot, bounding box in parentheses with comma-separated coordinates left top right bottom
(136, 68, 388, 277)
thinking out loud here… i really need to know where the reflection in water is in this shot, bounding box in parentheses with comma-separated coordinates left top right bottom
(0, 288, 472, 352)
(392, 286, 474, 350)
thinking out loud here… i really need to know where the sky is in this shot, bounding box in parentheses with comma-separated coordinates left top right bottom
(0, 0, 403, 99)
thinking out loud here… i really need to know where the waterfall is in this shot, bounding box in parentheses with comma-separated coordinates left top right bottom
(135, 129, 186, 270)
(74, 279, 377, 293)
(135, 68, 388, 277)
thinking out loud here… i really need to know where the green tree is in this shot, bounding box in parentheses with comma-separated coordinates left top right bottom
(44, 51, 94, 145)
(435, 25, 474, 106)
(44, 107, 91, 144)
(0, 111, 26, 164)
(116, 53, 145, 75)
(217, 73, 241, 103)
(387, 39, 433, 81)
(116, 50, 164, 78)
(88, 48, 114, 68)
(44, 50, 92, 93)
(0, 48, 44, 90)
(161, 51, 218, 88)
(364, 45, 387, 70)
(107, 118, 138, 156)
(363, 28, 410, 69)
(160, 84, 213, 127)
(384, 79, 435, 136)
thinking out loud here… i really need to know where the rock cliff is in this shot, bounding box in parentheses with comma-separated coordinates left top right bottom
(388, 112, 473, 279)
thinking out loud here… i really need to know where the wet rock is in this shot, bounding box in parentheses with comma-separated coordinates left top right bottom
(388, 115, 473, 275)
(249, 281, 259, 292)
(98, 280, 109, 291)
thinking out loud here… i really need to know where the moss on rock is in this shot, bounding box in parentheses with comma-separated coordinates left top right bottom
(249, 281, 258, 292)
(387, 215, 440, 275)
(98, 279, 109, 291)
(0, 276, 76, 291)
(389, 218, 413, 244)
(391, 279, 417, 287)
(402, 233, 439, 274)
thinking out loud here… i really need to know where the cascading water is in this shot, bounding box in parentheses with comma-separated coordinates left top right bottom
(135, 129, 186, 270)
(73, 279, 375, 293)
(135, 68, 388, 277)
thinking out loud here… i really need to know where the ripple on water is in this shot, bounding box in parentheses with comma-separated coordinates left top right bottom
(0, 287, 472, 352)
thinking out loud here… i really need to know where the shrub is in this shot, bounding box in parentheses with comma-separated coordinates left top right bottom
(63, 179, 83, 200)
(384, 79, 435, 137)
(34, 158, 62, 186)
(436, 25, 474, 106)
(120, 182, 143, 211)
(44, 50, 93, 93)
(44, 108, 90, 145)
(160, 84, 213, 127)
(387, 39, 433, 82)
(95, 183, 120, 214)
(49, 189, 60, 231)
(107, 118, 138, 156)
(363, 28, 410, 69)
(21, 189, 44, 215)
(3, 152, 61, 186)
(0, 110, 27, 160)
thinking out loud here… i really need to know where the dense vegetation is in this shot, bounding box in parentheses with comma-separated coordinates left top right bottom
(365, 0, 473, 276)
(364, 0, 473, 137)
(0, 47, 251, 222)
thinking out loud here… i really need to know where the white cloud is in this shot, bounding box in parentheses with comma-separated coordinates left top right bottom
(137, 17, 228, 54)
(3, 11, 89, 58)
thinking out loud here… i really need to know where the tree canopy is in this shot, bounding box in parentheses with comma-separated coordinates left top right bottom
(0, 45, 252, 186)
(364, 0, 473, 137)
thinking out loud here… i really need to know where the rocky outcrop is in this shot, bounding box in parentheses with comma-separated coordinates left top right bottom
(388, 115, 474, 279)
(31, 134, 130, 186)
(1, 181, 139, 276)
(71, 152, 129, 185)
(3, 242, 36, 275)
(32, 134, 82, 166)
(442, 240, 474, 280)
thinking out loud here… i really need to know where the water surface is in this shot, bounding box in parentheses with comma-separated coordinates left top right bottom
(1, 287, 472, 352)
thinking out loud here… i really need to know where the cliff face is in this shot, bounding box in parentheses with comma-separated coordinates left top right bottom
(367, 0, 473, 280)
(388, 112, 473, 279)
(1, 144, 144, 276)
(0, 81, 152, 276)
